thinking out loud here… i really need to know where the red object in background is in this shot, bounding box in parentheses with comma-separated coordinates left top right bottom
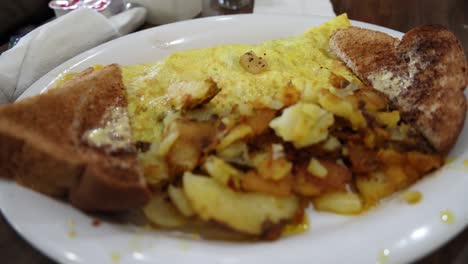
(49, 0, 80, 9)
(48, 0, 123, 16)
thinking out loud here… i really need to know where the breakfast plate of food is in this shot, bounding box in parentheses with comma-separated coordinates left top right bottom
(0, 14, 467, 264)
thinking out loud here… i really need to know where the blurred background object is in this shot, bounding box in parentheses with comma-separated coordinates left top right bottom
(7, 25, 36, 49)
(0, 6, 148, 104)
(254, 0, 335, 17)
(2, 0, 465, 54)
(218, 0, 250, 10)
(48, 0, 125, 17)
(0, 0, 54, 48)
(126, 0, 202, 24)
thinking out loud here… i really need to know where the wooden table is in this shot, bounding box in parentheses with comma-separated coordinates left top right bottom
(1, 0, 467, 263)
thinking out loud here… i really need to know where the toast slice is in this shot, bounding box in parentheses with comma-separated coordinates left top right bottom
(0, 64, 151, 212)
(330, 25, 467, 153)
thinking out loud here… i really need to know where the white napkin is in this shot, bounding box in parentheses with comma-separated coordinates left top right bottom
(0, 7, 147, 104)
(254, 0, 335, 17)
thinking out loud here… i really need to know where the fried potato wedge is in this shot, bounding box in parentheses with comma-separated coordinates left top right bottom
(168, 185, 195, 217)
(313, 191, 362, 215)
(164, 119, 217, 175)
(143, 195, 188, 228)
(183, 173, 300, 235)
(355, 172, 395, 206)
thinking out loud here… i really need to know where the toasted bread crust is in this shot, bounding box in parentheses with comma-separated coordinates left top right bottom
(398, 25, 467, 92)
(330, 26, 467, 153)
(0, 65, 151, 212)
(397, 25, 467, 152)
(329, 27, 402, 83)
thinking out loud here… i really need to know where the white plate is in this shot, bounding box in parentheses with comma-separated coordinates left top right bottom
(1, 14, 468, 264)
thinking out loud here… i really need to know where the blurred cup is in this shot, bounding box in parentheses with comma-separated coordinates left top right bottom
(126, 0, 202, 24)
(218, 0, 250, 10)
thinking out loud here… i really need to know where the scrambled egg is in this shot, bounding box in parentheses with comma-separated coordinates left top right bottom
(123, 14, 356, 143)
